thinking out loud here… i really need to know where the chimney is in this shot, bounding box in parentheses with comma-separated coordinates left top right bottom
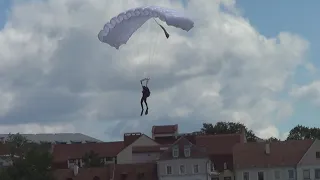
(73, 164, 79, 176)
(265, 143, 270, 155)
(241, 127, 247, 143)
(123, 133, 142, 147)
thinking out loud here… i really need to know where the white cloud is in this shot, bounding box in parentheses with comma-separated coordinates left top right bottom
(0, 0, 310, 140)
(291, 81, 320, 105)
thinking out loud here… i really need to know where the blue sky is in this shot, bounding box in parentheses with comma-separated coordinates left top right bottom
(0, 0, 11, 29)
(235, 1, 320, 133)
(0, 0, 319, 137)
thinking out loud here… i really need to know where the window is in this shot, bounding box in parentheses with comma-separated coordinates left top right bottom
(211, 177, 219, 180)
(184, 145, 191, 157)
(315, 169, 320, 179)
(288, 169, 294, 179)
(303, 169, 310, 179)
(172, 146, 179, 158)
(258, 171, 264, 180)
(274, 170, 280, 179)
(224, 177, 231, 180)
(316, 151, 320, 158)
(193, 164, 199, 174)
(243, 172, 249, 180)
(166, 165, 172, 175)
(179, 165, 186, 174)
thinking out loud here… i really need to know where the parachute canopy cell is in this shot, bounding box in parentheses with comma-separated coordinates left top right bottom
(98, 6, 194, 49)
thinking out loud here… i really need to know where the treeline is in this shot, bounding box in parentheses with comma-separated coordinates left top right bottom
(0, 134, 107, 180)
(200, 121, 320, 142)
(0, 134, 54, 180)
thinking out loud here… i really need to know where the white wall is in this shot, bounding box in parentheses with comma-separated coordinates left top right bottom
(157, 158, 209, 180)
(132, 152, 160, 163)
(235, 167, 296, 180)
(297, 165, 320, 180)
(117, 135, 158, 164)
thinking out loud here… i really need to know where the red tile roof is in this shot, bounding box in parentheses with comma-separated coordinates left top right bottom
(233, 140, 313, 169)
(159, 136, 207, 160)
(0, 144, 10, 155)
(52, 141, 124, 162)
(54, 163, 158, 180)
(152, 125, 178, 134)
(196, 133, 244, 154)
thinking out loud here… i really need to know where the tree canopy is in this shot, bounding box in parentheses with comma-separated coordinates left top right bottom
(0, 133, 54, 180)
(82, 150, 104, 168)
(201, 122, 257, 142)
(201, 122, 320, 142)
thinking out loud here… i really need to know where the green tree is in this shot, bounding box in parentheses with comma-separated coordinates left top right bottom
(0, 133, 54, 180)
(201, 122, 257, 142)
(82, 150, 104, 168)
(266, 137, 280, 142)
(287, 125, 320, 140)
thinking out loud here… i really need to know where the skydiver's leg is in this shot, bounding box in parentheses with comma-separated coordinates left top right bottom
(144, 98, 148, 115)
(140, 97, 144, 116)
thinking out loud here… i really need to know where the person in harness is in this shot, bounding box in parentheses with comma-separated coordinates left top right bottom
(140, 78, 151, 116)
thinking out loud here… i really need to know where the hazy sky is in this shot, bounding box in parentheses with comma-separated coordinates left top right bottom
(0, 0, 319, 141)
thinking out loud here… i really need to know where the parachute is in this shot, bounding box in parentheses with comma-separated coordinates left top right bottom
(98, 6, 194, 49)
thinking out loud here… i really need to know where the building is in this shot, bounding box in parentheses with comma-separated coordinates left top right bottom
(297, 139, 320, 180)
(233, 139, 313, 180)
(0, 133, 102, 144)
(52, 141, 123, 169)
(52, 124, 246, 180)
(54, 163, 158, 180)
(156, 136, 212, 180)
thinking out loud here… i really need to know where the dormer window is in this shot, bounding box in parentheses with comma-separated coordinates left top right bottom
(184, 145, 190, 157)
(172, 145, 179, 158)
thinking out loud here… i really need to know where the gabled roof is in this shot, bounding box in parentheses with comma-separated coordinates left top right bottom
(233, 139, 313, 169)
(0, 133, 102, 144)
(196, 133, 244, 154)
(152, 125, 178, 134)
(154, 134, 197, 145)
(158, 136, 207, 160)
(54, 163, 158, 180)
(52, 141, 124, 162)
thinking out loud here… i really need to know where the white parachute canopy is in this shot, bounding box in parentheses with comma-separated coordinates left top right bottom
(98, 6, 194, 49)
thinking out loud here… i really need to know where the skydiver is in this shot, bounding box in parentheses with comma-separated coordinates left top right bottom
(140, 78, 151, 116)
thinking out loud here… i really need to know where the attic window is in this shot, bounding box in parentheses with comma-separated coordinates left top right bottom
(184, 145, 190, 157)
(316, 151, 320, 158)
(172, 146, 179, 158)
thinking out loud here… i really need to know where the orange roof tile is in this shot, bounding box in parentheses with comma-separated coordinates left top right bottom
(233, 140, 313, 169)
(196, 133, 243, 154)
(52, 141, 124, 162)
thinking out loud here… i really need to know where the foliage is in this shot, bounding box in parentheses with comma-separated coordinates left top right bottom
(82, 150, 104, 168)
(0, 133, 54, 180)
(266, 137, 280, 142)
(201, 122, 257, 142)
(287, 125, 320, 140)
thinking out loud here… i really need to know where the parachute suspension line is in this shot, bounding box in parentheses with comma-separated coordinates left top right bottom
(153, 18, 170, 39)
(149, 30, 161, 70)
